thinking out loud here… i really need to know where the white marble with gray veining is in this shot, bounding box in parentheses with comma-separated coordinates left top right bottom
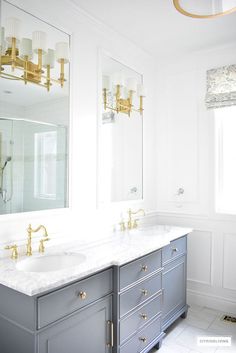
(0, 225, 192, 296)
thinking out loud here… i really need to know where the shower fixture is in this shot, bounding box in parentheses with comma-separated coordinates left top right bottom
(0, 155, 13, 203)
(2, 156, 11, 170)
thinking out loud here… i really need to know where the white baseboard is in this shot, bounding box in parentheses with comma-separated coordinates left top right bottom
(187, 289, 236, 315)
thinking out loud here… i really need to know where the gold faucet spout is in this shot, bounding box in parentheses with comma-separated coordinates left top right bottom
(26, 224, 48, 256)
(132, 209, 145, 216)
(127, 208, 146, 230)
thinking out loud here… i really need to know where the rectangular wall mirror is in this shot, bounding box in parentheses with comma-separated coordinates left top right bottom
(0, 0, 70, 214)
(98, 54, 143, 206)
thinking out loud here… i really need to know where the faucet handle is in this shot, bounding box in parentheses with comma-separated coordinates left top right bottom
(39, 238, 50, 253)
(120, 221, 126, 232)
(133, 219, 139, 229)
(5, 244, 19, 260)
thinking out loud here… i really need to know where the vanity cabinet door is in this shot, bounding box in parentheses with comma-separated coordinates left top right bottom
(38, 296, 112, 353)
(162, 255, 186, 328)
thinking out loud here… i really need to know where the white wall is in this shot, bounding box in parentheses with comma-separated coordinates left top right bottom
(155, 43, 236, 314)
(0, 0, 157, 255)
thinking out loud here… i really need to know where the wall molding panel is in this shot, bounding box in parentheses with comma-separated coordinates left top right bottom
(155, 214, 236, 315)
(222, 233, 236, 291)
(187, 230, 213, 286)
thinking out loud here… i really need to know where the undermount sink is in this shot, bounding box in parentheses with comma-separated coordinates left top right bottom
(16, 253, 86, 273)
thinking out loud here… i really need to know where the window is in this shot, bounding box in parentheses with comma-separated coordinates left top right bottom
(215, 106, 236, 214)
(34, 131, 57, 200)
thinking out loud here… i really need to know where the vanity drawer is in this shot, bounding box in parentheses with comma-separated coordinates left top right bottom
(37, 268, 113, 329)
(120, 250, 161, 290)
(120, 272, 162, 318)
(162, 236, 186, 265)
(120, 314, 162, 353)
(120, 292, 162, 345)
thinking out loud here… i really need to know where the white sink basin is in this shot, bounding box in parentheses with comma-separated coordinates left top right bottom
(16, 253, 86, 273)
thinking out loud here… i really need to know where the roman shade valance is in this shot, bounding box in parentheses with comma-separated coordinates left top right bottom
(206, 65, 236, 109)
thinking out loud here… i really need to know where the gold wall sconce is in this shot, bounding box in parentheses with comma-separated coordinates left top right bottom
(102, 72, 146, 117)
(0, 17, 69, 91)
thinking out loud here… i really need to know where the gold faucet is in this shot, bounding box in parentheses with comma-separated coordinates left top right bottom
(26, 224, 48, 256)
(5, 244, 19, 260)
(127, 208, 145, 230)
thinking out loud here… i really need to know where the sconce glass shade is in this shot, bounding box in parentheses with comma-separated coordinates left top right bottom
(43, 49, 55, 68)
(32, 31, 47, 53)
(19, 38, 32, 59)
(55, 42, 69, 63)
(173, 0, 236, 18)
(112, 72, 125, 87)
(137, 84, 146, 97)
(5, 17, 21, 40)
(102, 75, 110, 90)
(127, 77, 137, 92)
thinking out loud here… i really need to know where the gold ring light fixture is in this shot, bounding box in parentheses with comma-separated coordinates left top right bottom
(173, 0, 236, 19)
(0, 17, 69, 91)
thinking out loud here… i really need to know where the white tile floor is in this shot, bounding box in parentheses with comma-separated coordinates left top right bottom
(151, 305, 236, 353)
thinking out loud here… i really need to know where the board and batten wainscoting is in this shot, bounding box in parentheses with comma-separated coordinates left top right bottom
(155, 42, 236, 315)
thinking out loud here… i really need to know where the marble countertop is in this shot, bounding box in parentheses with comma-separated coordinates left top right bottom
(0, 225, 192, 296)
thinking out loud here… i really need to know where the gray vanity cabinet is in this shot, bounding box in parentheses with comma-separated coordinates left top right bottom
(0, 234, 189, 353)
(162, 236, 188, 331)
(0, 268, 113, 353)
(38, 296, 112, 353)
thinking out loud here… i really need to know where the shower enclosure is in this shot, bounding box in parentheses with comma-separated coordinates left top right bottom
(0, 118, 67, 214)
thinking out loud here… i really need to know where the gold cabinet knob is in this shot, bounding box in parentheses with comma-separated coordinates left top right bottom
(140, 313, 148, 320)
(139, 337, 147, 343)
(141, 289, 148, 296)
(79, 291, 87, 300)
(141, 265, 148, 272)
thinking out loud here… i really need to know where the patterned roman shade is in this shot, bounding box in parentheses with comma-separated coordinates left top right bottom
(206, 65, 236, 109)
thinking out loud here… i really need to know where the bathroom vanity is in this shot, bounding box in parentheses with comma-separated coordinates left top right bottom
(0, 229, 189, 353)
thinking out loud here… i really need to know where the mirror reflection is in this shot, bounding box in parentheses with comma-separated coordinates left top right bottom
(0, 1, 69, 215)
(98, 55, 143, 205)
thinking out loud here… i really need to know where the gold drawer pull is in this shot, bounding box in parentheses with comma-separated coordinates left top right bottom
(79, 291, 87, 300)
(141, 289, 148, 296)
(140, 313, 148, 320)
(141, 265, 148, 272)
(139, 337, 147, 343)
(106, 320, 114, 348)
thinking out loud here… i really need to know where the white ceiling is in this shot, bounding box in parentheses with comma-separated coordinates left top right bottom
(71, 0, 236, 59)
